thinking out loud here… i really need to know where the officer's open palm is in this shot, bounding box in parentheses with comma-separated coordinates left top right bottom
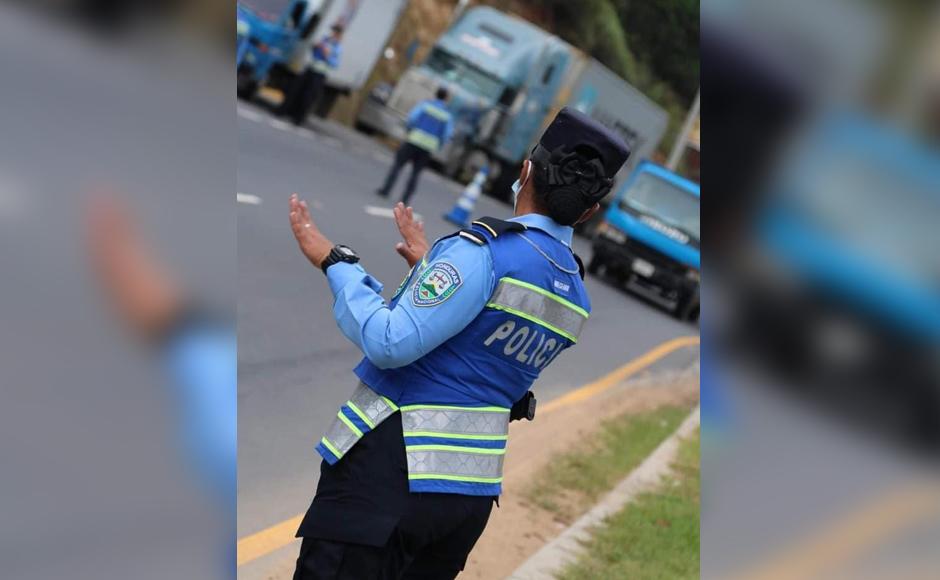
(289, 193, 333, 268)
(393, 202, 429, 268)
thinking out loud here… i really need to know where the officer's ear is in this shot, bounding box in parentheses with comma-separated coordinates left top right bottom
(574, 203, 601, 226)
(518, 160, 532, 186)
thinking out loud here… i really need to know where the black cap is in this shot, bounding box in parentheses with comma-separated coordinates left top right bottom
(535, 107, 630, 178)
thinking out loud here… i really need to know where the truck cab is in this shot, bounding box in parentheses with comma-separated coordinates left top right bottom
(357, 6, 572, 190)
(589, 161, 701, 321)
(236, 0, 322, 100)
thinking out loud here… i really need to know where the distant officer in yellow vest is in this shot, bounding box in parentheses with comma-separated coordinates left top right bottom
(376, 87, 454, 205)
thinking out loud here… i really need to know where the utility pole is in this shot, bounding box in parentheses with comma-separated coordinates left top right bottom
(666, 88, 700, 172)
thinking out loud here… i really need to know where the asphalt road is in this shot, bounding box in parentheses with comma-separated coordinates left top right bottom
(235, 102, 698, 569)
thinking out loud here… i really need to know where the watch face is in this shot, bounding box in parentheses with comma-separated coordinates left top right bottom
(337, 246, 355, 257)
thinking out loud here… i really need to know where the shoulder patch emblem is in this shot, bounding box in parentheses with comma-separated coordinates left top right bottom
(412, 262, 462, 307)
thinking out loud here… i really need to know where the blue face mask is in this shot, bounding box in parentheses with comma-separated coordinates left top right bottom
(511, 178, 522, 208)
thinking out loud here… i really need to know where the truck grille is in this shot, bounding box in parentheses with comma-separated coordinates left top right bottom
(624, 239, 688, 276)
(388, 73, 436, 116)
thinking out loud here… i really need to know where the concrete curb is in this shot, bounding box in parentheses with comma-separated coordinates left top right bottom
(508, 406, 701, 579)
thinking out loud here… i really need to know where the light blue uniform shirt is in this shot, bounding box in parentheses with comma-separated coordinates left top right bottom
(326, 214, 574, 368)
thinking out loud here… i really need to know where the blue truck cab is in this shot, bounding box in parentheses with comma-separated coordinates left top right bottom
(236, 1, 320, 99)
(733, 114, 940, 447)
(588, 161, 701, 321)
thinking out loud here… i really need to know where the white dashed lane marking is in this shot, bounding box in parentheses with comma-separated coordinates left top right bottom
(237, 107, 264, 123)
(364, 205, 422, 221)
(268, 118, 293, 132)
(237, 192, 262, 205)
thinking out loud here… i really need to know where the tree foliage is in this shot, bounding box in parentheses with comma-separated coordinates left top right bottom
(534, 0, 699, 151)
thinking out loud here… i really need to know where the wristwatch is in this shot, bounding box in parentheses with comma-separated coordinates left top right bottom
(321, 244, 360, 274)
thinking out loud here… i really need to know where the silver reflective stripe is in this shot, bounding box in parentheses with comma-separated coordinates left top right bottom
(321, 383, 397, 458)
(322, 414, 360, 458)
(348, 382, 398, 426)
(401, 406, 510, 437)
(407, 449, 505, 481)
(487, 278, 588, 342)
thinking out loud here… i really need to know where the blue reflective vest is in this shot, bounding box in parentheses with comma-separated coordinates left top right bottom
(317, 220, 591, 496)
(406, 99, 453, 152)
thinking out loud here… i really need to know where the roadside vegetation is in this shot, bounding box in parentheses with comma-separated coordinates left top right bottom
(524, 404, 691, 524)
(558, 430, 701, 580)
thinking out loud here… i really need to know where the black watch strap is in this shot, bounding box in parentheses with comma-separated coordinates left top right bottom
(321, 245, 360, 274)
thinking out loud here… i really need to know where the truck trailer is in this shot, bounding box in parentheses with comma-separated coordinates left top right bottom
(356, 6, 669, 200)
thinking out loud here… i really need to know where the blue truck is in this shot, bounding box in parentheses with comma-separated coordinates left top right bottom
(588, 161, 701, 321)
(733, 114, 940, 446)
(356, 6, 668, 199)
(237, 0, 407, 116)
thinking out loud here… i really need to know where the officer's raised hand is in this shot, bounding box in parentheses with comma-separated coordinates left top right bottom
(289, 193, 333, 268)
(393, 202, 429, 268)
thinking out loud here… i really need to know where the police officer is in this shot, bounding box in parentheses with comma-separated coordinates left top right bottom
(278, 23, 344, 126)
(376, 87, 454, 205)
(288, 107, 629, 579)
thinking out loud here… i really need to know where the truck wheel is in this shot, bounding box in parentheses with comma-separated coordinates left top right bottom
(488, 161, 519, 203)
(236, 64, 258, 101)
(587, 253, 602, 276)
(675, 293, 700, 323)
(354, 121, 377, 136)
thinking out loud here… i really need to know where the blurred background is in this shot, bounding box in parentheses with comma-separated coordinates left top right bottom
(0, 1, 234, 579)
(702, 0, 940, 578)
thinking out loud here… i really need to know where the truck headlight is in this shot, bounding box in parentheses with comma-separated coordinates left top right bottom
(597, 222, 627, 244)
(370, 83, 393, 104)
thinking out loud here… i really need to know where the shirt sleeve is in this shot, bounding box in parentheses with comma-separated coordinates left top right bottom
(163, 324, 237, 503)
(326, 237, 495, 369)
(406, 101, 425, 129)
(329, 43, 341, 68)
(443, 115, 455, 143)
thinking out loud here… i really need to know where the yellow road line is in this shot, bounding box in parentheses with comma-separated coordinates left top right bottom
(237, 514, 304, 567)
(729, 483, 940, 580)
(237, 334, 700, 567)
(540, 335, 700, 414)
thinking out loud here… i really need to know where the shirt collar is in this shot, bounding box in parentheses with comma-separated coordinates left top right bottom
(509, 214, 574, 247)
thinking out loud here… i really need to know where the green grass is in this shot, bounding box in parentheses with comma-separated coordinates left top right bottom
(557, 430, 701, 580)
(525, 405, 691, 523)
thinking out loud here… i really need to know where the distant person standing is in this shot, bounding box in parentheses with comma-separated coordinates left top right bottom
(279, 23, 344, 126)
(376, 87, 454, 205)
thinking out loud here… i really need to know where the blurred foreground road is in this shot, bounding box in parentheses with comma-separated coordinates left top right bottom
(236, 102, 698, 576)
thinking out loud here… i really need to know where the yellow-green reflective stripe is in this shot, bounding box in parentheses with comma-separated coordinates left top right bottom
(500, 277, 589, 318)
(320, 437, 343, 459)
(408, 473, 502, 484)
(404, 431, 508, 441)
(346, 401, 375, 429)
(337, 411, 363, 438)
(423, 106, 451, 121)
(407, 129, 440, 150)
(406, 445, 506, 455)
(399, 404, 509, 413)
(486, 303, 578, 343)
(381, 396, 399, 412)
